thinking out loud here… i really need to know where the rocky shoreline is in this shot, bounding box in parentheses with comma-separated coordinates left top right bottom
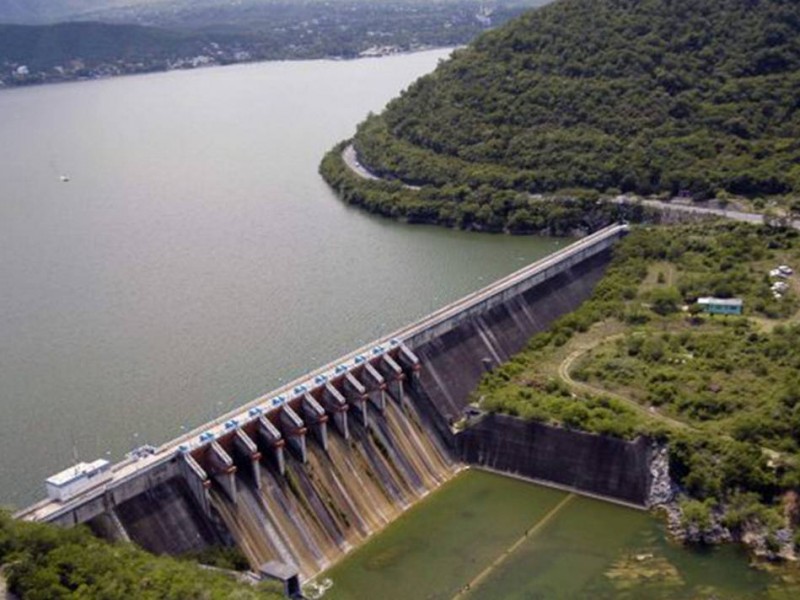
(647, 442, 797, 562)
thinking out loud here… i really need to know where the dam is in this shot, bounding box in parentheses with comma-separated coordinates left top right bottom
(15, 224, 644, 587)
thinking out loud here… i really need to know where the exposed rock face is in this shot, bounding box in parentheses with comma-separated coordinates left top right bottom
(646, 443, 676, 508)
(685, 507, 734, 546)
(646, 442, 733, 545)
(660, 502, 733, 546)
(662, 503, 685, 540)
(742, 527, 797, 562)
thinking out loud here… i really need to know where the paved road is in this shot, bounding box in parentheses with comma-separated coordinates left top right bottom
(339, 151, 800, 231)
(340, 148, 798, 458)
(341, 144, 420, 189)
(342, 144, 380, 181)
(611, 196, 800, 229)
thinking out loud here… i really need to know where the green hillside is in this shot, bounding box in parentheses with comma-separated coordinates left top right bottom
(323, 0, 800, 228)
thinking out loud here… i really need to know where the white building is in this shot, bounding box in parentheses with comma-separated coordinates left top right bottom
(45, 459, 112, 502)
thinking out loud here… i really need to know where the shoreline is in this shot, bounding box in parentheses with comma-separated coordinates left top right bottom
(0, 46, 457, 94)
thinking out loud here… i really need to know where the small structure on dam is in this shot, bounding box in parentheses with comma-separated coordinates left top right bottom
(17, 224, 653, 587)
(45, 459, 112, 502)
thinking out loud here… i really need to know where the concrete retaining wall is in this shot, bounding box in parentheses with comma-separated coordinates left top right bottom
(456, 414, 653, 506)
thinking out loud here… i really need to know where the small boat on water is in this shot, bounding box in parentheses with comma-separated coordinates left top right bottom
(60, 174, 70, 182)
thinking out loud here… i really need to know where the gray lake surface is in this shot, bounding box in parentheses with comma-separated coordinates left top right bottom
(0, 51, 565, 507)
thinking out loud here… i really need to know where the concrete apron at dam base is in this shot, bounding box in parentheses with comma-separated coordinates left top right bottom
(16, 224, 656, 587)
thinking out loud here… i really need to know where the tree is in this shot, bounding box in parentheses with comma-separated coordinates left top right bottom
(650, 287, 682, 315)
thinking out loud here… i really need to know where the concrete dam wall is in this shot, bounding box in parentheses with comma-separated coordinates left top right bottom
(456, 414, 653, 506)
(17, 225, 652, 584)
(405, 248, 612, 435)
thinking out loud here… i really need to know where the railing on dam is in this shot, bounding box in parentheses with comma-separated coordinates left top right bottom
(16, 223, 628, 524)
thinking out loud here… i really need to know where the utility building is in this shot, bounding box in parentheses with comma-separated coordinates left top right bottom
(45, 460, 112, 502)
(697, 297, 743, 316)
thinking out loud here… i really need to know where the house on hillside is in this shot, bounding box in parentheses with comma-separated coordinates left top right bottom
(697, 297, 743, 316)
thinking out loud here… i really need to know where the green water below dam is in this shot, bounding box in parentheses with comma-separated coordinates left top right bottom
(318, 470, 793, 600)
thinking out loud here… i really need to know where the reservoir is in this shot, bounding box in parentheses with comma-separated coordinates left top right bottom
(0, 50, 564, 507)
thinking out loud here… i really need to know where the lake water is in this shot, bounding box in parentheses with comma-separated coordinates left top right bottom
(0, 52, 566, 507)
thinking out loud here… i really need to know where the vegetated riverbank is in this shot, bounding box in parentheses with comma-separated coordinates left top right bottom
(472, 221, 800, 570)
(320, 141, 658, 235)
(325, 140, 800, 236)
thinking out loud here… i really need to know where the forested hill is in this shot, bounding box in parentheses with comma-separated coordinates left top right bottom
(339, 0, 800, 208)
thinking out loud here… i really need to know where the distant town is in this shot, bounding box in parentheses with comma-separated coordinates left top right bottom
(0, 0, 547, 89)
(0, 40, 429, 88)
